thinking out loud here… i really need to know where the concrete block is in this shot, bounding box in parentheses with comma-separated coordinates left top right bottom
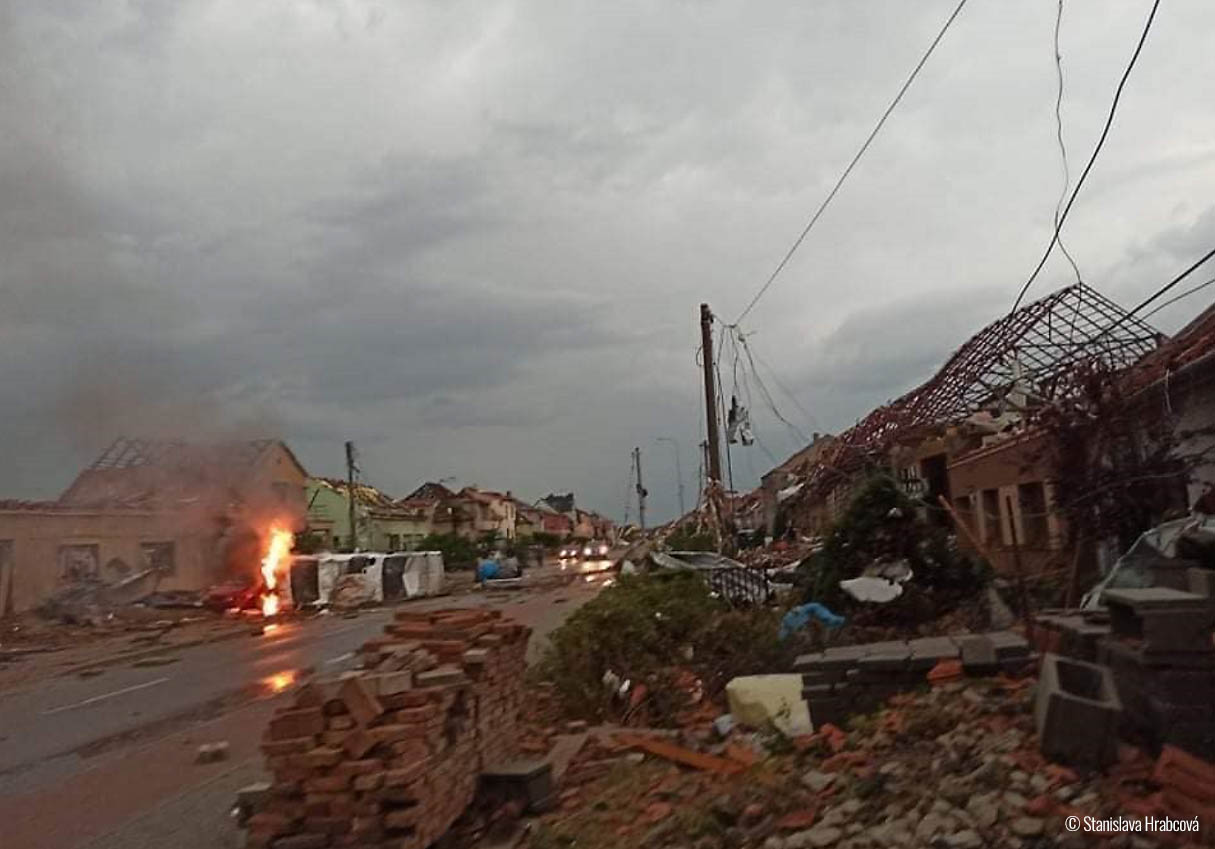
(1104, 588, 1214, 655)
(986, 632, 1031, 659)
(1047, 616, 1110, 662)
(805, 694, 849, 728)
(908, 637, 960, 663)
(481, 759, 555, 813)
(959, 636, 999, 677)
(1034, 653, 1122, 768)
(1188, 567, 1215, 598)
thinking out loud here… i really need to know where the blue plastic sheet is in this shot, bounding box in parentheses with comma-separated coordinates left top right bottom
(476, 559, 501, 582)
(779, 602, 845, 640)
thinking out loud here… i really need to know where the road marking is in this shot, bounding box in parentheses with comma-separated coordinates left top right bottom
(324, 652, 354, 666)
(41, 677, 171, 715)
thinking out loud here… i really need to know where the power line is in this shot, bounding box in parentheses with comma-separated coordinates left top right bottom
(1051, 0, 1083, 287)
(1083, 246, 1215, 351)
(1010, 0, 1163, 312)
(1127, 247, 1215, 322)
(734, 0, 970, 325)
(1141, 275, 1215, 321)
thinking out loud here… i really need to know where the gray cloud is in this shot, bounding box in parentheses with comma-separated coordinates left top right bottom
(2, 0, 1214, 523)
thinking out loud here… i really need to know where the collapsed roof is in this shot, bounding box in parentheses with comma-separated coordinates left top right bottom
(792, 283, 1161, 495)
(60, 437, 304, 510)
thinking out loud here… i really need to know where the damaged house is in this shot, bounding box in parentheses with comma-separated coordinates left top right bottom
(0, 437, 308, 615)
(777, 283, 1165, 579)
(305, 478, 435, 552)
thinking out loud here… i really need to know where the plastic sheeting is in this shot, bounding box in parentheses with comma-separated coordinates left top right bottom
(725, 674, 813, 736)
(303, 551, 445, 607)
(1081, 514, 1215, 609)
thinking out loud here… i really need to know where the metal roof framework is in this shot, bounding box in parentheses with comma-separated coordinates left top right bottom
(797, 283, 1161, 495)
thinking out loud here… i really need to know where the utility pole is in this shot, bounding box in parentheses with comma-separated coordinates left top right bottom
(345, 441, 357, 551)
(633, 447, 647, 531)
(700, 303, 723, 484)
(657, 437, 686, 517)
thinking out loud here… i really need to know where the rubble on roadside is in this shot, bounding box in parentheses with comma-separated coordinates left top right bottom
(524, 667, 1213, 849)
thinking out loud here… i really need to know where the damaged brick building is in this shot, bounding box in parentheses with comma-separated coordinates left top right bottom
(0, 437, 308, 614)
(774, 283, 1188, 579)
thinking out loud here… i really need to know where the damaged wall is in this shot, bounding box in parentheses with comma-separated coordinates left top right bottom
(947, 432, 1069, 577)
(0, 505, 213, 613)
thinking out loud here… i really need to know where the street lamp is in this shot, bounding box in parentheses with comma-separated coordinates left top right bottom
(656, 437, 686, 518)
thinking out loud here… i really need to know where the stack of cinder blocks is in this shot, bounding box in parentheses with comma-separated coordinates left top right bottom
(795, 631, 1031, 726)
(244, 609, 531, 849)
(1097, 587, 1215, 760)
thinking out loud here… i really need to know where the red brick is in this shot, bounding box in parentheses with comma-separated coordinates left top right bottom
(384, 760, 428, 787)
(326, 715, 354, 731)
(262, 737, 316, 757)
(369, 670, 414, 696)
(345, 727, 381, 759)
(303, 774, 350, 793)
(305, 816, 351, 835)
(338, 677, 384, 727)
(389, 740, 429, 762)
(384, 808, 420, 829)
(352, 771, 385, 792)
(334, 759, 382, 779)
(247, 812, 292, 834)
(320, 730, 350, 748)
(301, 747, 343, 769)
(268, 708, 325, 741)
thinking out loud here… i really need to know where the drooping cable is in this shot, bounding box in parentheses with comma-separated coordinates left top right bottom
(1010, 0, 1163, 312)
(734, 0, 970, 325)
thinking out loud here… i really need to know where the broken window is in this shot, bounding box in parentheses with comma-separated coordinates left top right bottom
(141, 542, 176, 575)
(1018, 482, 1050, 548)
(980, 490, 1002, 546)
(58, 544, 100, 582)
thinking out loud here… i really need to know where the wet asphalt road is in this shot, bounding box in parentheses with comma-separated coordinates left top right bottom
(0, 610, 389, 796)
(0, 564, 609, 849)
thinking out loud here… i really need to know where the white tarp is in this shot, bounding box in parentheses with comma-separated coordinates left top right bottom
(840, 576, 904, 603)
(317, 558, 342, 605)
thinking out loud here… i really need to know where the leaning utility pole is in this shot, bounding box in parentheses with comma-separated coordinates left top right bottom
(633, 446, 647, 531)
(345, 441, 357, 551)
(700, 303, 723, 483)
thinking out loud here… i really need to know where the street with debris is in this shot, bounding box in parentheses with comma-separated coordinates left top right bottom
(7, 2, 1215, 848)
(0, 566, 609, 849)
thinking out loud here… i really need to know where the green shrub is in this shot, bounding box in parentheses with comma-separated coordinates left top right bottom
(416, 533, 479, 568)
(541, 572, 804, 724)
(801, 475, 988, 608)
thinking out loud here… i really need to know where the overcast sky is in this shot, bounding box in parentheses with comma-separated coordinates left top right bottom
(4, 0, 1214, 523)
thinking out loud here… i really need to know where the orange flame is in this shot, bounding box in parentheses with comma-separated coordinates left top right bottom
(260, 527, 294, 617)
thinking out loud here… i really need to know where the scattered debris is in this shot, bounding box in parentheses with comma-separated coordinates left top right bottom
(195, 741, 229, 763)
(726, 674, 813, 737)
(614, 733, 743, 775)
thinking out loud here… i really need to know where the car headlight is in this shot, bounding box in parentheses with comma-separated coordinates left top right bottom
(582, 547, 592, 556)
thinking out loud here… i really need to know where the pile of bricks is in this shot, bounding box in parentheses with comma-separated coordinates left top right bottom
(244, 608, 531, 849)
(1097, 587, 1215, 760)
(794, 631, 1031, 727)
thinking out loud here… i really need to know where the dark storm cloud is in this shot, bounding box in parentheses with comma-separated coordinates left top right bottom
(2, 0, 1214, 520)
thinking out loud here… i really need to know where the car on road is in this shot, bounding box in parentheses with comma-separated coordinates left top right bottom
(559, 540, 610, 561)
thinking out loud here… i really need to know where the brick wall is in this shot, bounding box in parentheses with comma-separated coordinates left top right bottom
(245, 609, 530, 849)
